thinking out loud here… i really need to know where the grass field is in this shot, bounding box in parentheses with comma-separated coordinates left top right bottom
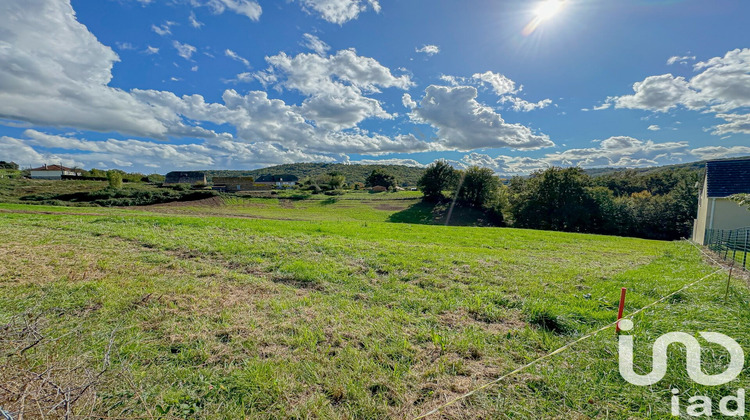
(1, 197, 749, 419)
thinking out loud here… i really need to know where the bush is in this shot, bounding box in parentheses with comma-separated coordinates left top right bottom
(324, 189, 345, 196)
(107, 171, 123, 189)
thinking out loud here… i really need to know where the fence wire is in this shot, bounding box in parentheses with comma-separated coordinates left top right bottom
(705, 227, 750, 270)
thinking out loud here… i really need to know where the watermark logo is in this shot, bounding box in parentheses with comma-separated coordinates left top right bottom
(618, 319, 744, 386)
(618, 319, 746, 417)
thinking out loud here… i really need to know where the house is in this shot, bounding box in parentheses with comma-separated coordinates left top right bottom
(29, 164, 81, 180)
(164, 171, 207, 185)
(212, 176, 256, 192)
(254, 174, 298, 188)
(692, 158, 750, 244)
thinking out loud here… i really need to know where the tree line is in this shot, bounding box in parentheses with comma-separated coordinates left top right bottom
(417, 160, 702, 240)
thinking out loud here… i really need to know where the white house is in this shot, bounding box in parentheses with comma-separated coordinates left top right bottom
(29, 164, 81, 180)
(692, 158, 750, 244)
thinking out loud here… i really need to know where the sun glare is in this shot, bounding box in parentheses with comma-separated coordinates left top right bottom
(534, 0, 564, 21)
(523, 0, 566, 36)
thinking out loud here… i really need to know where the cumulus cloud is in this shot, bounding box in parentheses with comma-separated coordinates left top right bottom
(402, 93, 417, 109)
(408, 85, 554, 151)
(173, 41, 197, 60)
(225, 49, 250, 67)
(260, 49, 413, 129)
(0, 0, 171, 137)
(603, 49, 750, 135)
(472, 71, 516, 96)
(459, 136, 691, 176)
(300, 33, 330, 55)
(416, 45, 440, 56)
(470, 71, 552, 111)
(205, 0, 262, 21)
(0, 0, 435, 162)
(296, 0, 380, 24)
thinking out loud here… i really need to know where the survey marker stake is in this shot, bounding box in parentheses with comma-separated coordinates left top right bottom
(616, 287, 627, 333)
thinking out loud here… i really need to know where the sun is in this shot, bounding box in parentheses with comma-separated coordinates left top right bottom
(534, 0, 565, 21)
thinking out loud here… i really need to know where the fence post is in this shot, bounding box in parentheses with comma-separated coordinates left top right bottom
(743, 230, 748, 271)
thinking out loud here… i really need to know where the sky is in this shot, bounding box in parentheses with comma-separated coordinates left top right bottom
(0, 0, 748, 175)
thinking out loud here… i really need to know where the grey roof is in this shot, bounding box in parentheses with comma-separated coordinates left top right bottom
(255, 174, 298, 183)
(706, 158, 750, 197)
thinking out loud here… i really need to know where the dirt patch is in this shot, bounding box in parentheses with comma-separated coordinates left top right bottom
(279, 199, 295, 209)
(375, 203, 409, 211)
(438, 308, 525, 334)
(139, 195, 226, 209)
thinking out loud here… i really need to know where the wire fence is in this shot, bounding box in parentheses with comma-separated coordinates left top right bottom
(705, 227, 750, 270)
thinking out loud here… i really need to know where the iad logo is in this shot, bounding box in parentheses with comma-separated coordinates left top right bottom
(618, 319, 746, 417)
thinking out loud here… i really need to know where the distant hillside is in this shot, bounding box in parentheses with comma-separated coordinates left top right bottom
(206, 163, 426, 186)
(584, 156, 750, 177)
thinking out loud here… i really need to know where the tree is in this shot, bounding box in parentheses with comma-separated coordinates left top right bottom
(455, 166, 501, 208)
(731, 194, 750, 211)
(509, 167, 597, 232)
(366, 169, 397, 189)
(0, 161, 19, 170)
(417, 160, 459, 201)
(107, 170, 123, 189)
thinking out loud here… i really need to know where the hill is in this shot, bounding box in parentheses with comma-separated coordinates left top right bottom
(206, 162, 426, 186)
(584, 155, 750, 177)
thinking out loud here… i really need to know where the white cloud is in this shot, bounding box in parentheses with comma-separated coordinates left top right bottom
(471, 71, 552, 112)
(712, 113, 750, 136)
(415, 45, 440, 56)
(350, 158, 426, 167)
(189, 11, 204, 28)
(0, 0, 170, 137)
(205, 0, 262, 21)
(402, 93, 417, 109)
(0, 0, 436, 167)
(460, 136, 690, 176)
(301, 33, 330, 55)
(499, 96, 552, 112)
(261, 49, 413, 129)
(472, 71, 516, 96)
(408, 85, 554, 151)
(144, 46, 159, 54)
(225, 49, 250, 67)
(174, 41, 197, 60)
(647, 124, 660, 131)
(151, 21, 175, 36)
(116, 42, 136, 50)
(604, 49, 750, 135)
(296, 0, 380, 24)
(666, 55, 696, 65)
(689, 145, 750, 160)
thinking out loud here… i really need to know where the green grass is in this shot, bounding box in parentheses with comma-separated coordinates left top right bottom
(1, 201, 748, 419)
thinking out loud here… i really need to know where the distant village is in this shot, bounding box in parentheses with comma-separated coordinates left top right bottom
(19, 164, 299, 191)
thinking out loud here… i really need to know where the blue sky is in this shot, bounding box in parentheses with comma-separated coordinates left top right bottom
(0, 0, 748, 174)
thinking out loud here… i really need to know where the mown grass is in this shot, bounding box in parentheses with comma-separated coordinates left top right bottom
(0, 202, 748, 419)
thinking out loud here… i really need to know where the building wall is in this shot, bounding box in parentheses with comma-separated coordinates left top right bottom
(710, 198, 750, 231)
(693, 183, 750, 245)
(30, 170, 61, 179)
(692, 175, 709, 243)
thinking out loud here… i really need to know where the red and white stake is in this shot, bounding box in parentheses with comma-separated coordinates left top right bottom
(616, 287, 627, 332)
